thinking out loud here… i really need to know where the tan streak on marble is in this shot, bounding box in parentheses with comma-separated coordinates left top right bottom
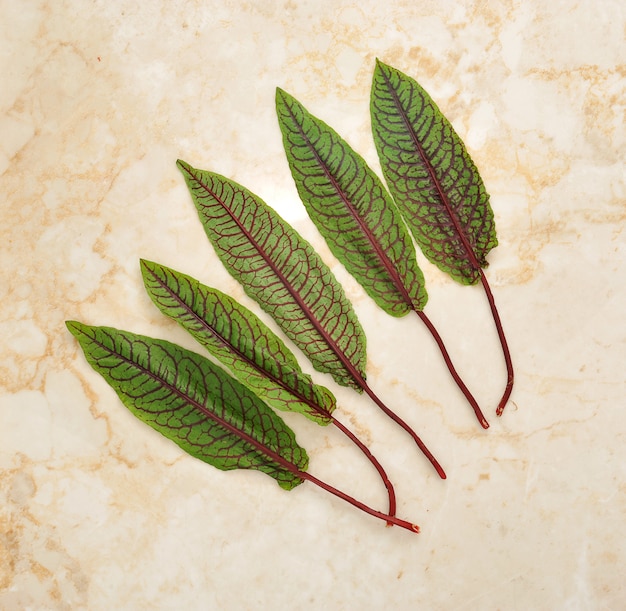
(2, 0, 626, 609)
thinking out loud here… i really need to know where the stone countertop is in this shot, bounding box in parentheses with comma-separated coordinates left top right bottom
(1, 2, 625, 609)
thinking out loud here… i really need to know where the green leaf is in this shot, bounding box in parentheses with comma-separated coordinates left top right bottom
(140, 259, 336, 426)
(66, 321, 420, 531)
(66, 320, 308, 490)
(276, 88, 428, 317)
(370, 60, 498, 285)
(176, 159, 367, 391)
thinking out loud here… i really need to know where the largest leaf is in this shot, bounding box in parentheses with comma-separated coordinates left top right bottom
(176, 159, 366, 391)
(66, 321, 308, 490)
(67, 321, 420, 531)
(370, 59, 498, 285)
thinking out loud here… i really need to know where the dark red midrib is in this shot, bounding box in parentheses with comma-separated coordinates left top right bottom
(378, 68, 483, 275)
(183, 165, 368, 391)
(281, 98, 422, 314)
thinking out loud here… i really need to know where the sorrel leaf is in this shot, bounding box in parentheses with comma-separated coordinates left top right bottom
(67, 320, 418, 532)
(177, 160, 446, 478)
(140, 258, 336, 426)
(370, 60, 513, 414)
(276, 88, 489, 429)
(370, 59, 498, 285)
(140, 259, 398, 516)
(176, 160, 366, 392)
(275, 87, 427, 317)
(66, 320, 308, 490)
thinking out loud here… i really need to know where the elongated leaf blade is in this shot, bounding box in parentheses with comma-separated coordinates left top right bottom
(140, 259, 336, 426)
(66, 321, 308, 490)
(370, 60, 498, 285)
(276, 88, 427, 317)
(176, 159, 366, 391)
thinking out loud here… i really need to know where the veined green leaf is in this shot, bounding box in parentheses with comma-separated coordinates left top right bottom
(140, 259, 336, 426)
(370, 60, 498, 286)
(371, 61, 514, 415)
(176, 159, 367, 391)
(276, 88, 427, 317)
(66, 321, 308, 490)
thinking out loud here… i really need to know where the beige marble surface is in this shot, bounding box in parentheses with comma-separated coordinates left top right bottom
(1, 1, 625, 609)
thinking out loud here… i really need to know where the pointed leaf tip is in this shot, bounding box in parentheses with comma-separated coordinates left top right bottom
(176, 159, 192, 174)
(275, 87, 296, 111)
(373, 58, 389, 72)
(66, 320, 91, 339)
(139, 258, 157, 281)
(65, 320, 80, 334)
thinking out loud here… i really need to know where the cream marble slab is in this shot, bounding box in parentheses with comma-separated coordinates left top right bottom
(1, 1, 625, 609)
